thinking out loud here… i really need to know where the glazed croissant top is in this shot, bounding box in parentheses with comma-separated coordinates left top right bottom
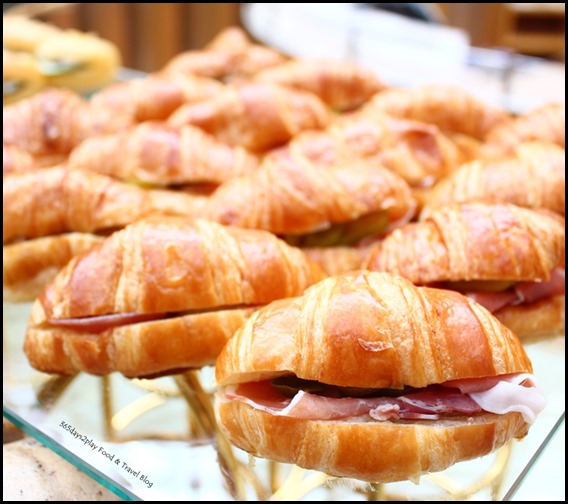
(216, 271, 532, 389)
(255, 58, 387, 112)
(363, 202, 565, 284)
(205, 152, 416, 236)
(423, 142, 565, 216)
(3, 167, 207, 244)
(33, 217, 326, 319)
(362, 85, 509, 140)
(67, 122, 259, 187)
(167, 82, 331, 152)
(482, 102, 565, 157)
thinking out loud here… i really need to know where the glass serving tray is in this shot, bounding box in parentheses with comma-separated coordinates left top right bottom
(3, 301, 565, 501)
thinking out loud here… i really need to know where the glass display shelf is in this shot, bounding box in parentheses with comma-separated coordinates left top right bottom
(4, 301, 565, 501)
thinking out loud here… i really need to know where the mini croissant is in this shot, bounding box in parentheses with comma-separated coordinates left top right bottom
(3, 167, 208, 301)
(255, 58, 387, 112)
(205, 152, 416, 245)
(24, 217, 325, 377)
(362, 85, 509, 140)
(275, 111, 465, 189)
(423, 142, 565, 216)
(67, 122, 259, 188)
(89, 72, 224, 123)
(482, 102, 565, 157)
(167, 82, 331, 152)
(215, 271, 543, 483)
(3, 167, 207, 244)
(161, 26, 286, 81)
(363, 202, 565, 340)
(3, 88, 133, 165)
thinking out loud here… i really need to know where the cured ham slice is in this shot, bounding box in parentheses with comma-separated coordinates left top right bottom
(225, 373, 545, 425)
(464, 268, 565, 313)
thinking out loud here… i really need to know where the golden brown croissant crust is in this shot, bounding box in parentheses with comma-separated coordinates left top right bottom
(167, 82, 331, 152)
(3, 167, 207, 244)
(26, 307, 256, 377)
(363, 202, 565, 284)
(277, 112, 464, 188)
(3, 233, 103, 303)
(216, 271, 532, 388)
(483, 102, 565, 157)
(362, 85, 509, 139)
(255, 58, 387, 112)
(67, 122, 259, 187)
(215, 401, 528, 484)
(3, 144, 37, 177)
(423, 142, 565, 216)
(33, 217, 325, 319)
(205, 152, 416, 236)
(494, 295, 565, 343)
(215, 271, 533, 482)
(2, 88, 133, 164)
(24, 217, 325, 376)
(89, 72, 224, 123)
(161, 26, 287, 81)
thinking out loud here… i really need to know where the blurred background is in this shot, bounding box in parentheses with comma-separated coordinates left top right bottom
(3, 3, 565, 72)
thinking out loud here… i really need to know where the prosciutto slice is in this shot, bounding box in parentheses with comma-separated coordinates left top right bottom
(466, 267, 565, 314)
(225, 373, 546, 425)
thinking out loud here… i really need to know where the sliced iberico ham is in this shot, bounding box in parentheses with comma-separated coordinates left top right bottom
(225, 373, 545, 425)
(465, 267, 564, 314)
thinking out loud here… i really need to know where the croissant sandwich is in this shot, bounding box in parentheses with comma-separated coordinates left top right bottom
(89, 72, 224, 123)
(361, 84, 509, 140)
(3, 88, 133, 166)
(24, 217, 325, 377)
(67, 122, 259, 188)
(422, 141, 565, 216)
(161, 26, 286, 82)
(483, 102, 565, 158)
(274, 111, 465, 190)
(167, 82, 330, 153)
(255, 58, 387, 112)
(206, 153, 416, 247)
(215, 271, 545, 483)
(3, 166, 208, 302)
(363, 202, 565, 341)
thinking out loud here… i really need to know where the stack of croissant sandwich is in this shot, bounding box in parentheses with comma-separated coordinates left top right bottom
(3, 24, 564, 491)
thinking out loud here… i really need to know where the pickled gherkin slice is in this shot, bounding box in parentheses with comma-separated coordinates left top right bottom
(442, 280, 517, 292)
(283, 211, 390, 247)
